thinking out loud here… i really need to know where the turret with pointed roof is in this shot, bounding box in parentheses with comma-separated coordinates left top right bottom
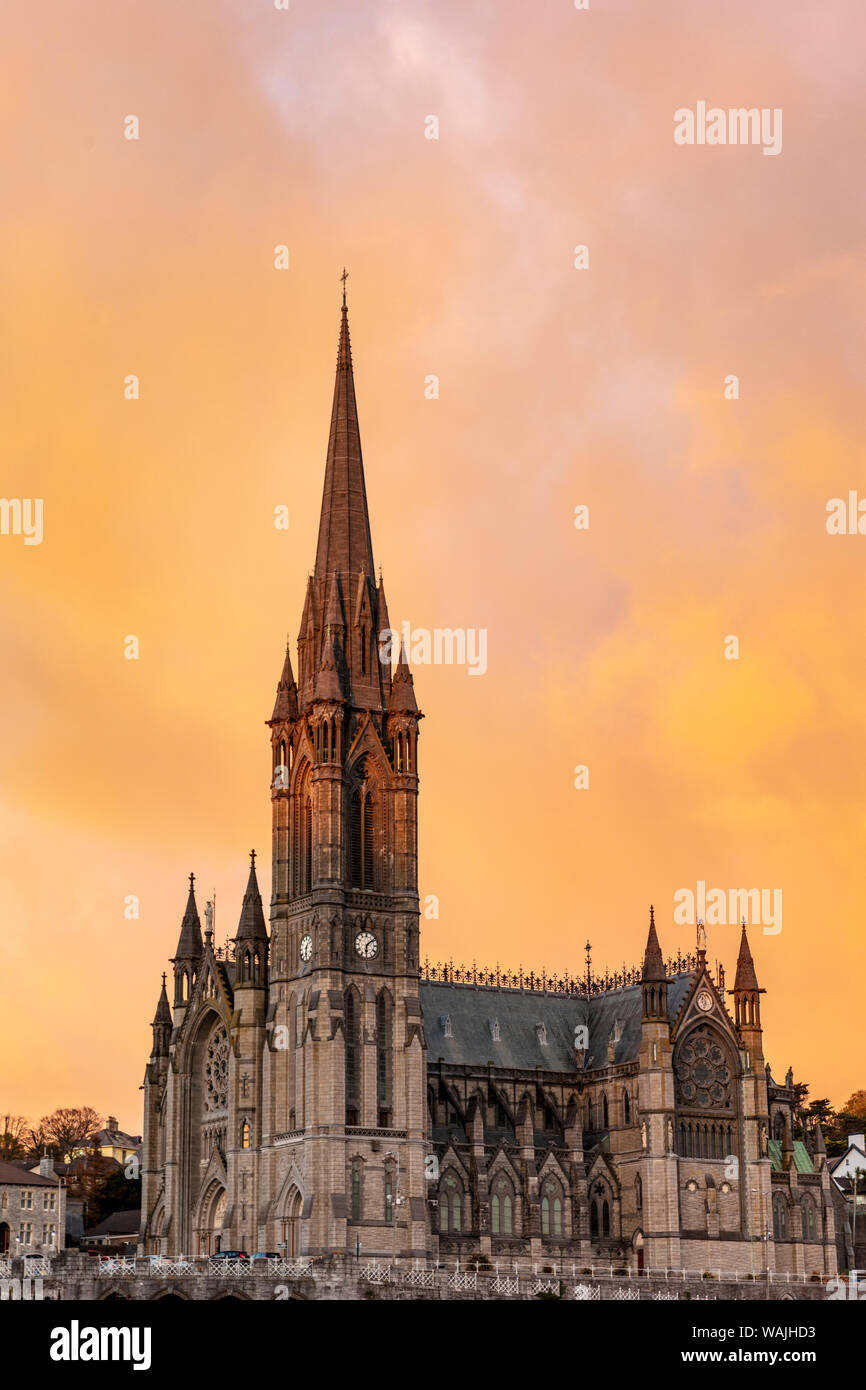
(733, 919, 764, 1063)
(235, 850, 268, 943)
(734, 920, 760, 993)
(151, 974, 171, 1057)
(641, 905, 668, 1022)
(234, 851, 268, 990)
(270, 644, 298, 724)
(388, 637, 418, 714)
(171, 873, 203, 1008)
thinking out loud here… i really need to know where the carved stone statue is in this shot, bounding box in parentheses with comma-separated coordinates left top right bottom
(641, 1121, 648, 1152)
(697, 920, 707, 954)
(760, 1123, 769, 1156)
(667, 1117, 674, 1152)
(204, 900, 214, 937)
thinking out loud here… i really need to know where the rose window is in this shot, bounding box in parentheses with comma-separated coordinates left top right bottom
(675, 1031, 732, 1111)
(205, 1026, 229, 1112)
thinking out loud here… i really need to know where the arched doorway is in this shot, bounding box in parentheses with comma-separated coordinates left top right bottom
(197, 1185, 227, 1256)
(633, 1230, 645, 1274)
(0, 1222, 10, 1255)
(281, 1188, 302, 1258)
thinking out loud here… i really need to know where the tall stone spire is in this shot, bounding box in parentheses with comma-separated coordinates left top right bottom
(313, 290, 376, 587)
(296, 284, 389, 713)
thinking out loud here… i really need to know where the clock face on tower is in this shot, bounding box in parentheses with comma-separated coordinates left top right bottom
(696, 989, 713, 1012)
(299, 934, 312, 963)
(354, 930, 378, 959)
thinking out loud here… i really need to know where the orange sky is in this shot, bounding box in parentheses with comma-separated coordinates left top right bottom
(1, 2, 864, 1133)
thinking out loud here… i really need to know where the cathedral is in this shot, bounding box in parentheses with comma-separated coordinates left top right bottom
(140, 293, 837, 1278)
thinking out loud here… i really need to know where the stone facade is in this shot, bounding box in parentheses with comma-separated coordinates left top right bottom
(139, 295, 837, 1281)
(0, 1158, 66, 1257)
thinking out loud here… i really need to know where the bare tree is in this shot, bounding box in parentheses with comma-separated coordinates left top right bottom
(0, 1114, 29, 1160)
(40, 1107, 102, 1161)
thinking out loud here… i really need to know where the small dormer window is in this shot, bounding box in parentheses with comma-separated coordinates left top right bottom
(489, 1018, 501, 1042)
(536, 1022, 547, 1046)
(441, 1015, 452, 1038)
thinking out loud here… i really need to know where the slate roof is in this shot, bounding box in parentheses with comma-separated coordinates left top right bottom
(419, 972, 696, 1072)
(85, 1208, 141, 1237)
(0, 1160, 60, 1187)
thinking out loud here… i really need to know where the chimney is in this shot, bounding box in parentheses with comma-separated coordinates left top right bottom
(39, 1153, 54, 1178)
(107, 1117, 117, 1131)
(848, 1134, 865, 1152)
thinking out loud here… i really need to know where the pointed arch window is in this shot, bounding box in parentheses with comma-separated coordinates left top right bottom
(351, 1163, 362, 1221)
(602, 1093, 609, 1128)
(240, 1120, 250, 1149)
(541, 1177, 564, 1237)
(303, 794, 313, 893)
(623, 1091, 631, 1125)
(384, 1160, 395, 1221)
(491, 1175, 515, 1237)
(802, 1197, 816, 1242)
(440, 1173, 463, 1233)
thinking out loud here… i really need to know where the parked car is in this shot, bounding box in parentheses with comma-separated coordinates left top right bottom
(210, 1250, 248, 1260)
(251, 1252, 281, 1261)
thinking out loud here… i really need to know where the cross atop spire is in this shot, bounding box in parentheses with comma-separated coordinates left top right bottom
(340, 265, 348, 307)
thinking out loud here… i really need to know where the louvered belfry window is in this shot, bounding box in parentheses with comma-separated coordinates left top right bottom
(376, 991, 393, 1125)
(345, 988, 360, 1124)
(349, 779, 377, 890)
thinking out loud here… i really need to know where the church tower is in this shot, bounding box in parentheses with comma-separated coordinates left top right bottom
(261, 287, 428, 1260)
(732, 920, 773, 1263)
(637, 907, 681, 1269)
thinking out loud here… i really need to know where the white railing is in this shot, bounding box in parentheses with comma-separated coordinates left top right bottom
(206, 1258, 249, 1277)
(532, 1279, 560, 1295)
(444, 1271, 476, 1291)
(159, 1259, 195, 1277)
(97, 1257, 137, 1277)
(23, 1256, 53, 1277)
(573, 1283, 601, 1300)
(653, 1289, 679, 1300)
(610, 1286, 640, 1300)
(402, 1269, 435, 1288)
(358, 1263, 391, 1284)
(488, 1275, 516, 1295)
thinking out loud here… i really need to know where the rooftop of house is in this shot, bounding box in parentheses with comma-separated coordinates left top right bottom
(84, 1208, 141, 1238)
(0, 1159, 61, 1187)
